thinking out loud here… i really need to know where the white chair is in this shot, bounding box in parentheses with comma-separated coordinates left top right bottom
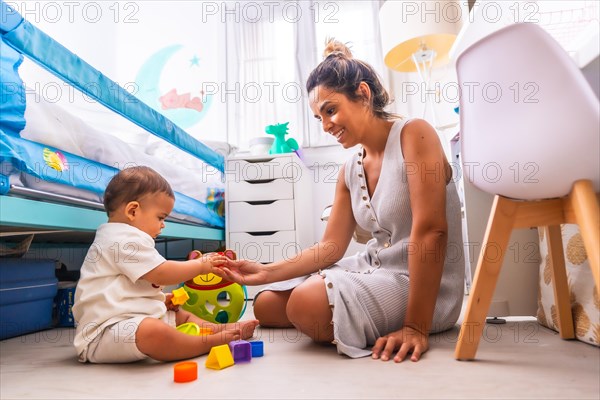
(454, 23, 600, 360)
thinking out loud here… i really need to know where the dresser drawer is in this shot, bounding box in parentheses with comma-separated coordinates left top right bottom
(228, 178, 293, 202)
(228, 200, 295, 232)
(229, 231, 299, 263)
(227, 156, 296, 181)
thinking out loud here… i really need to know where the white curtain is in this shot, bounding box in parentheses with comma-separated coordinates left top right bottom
(225, 0, 385, 149)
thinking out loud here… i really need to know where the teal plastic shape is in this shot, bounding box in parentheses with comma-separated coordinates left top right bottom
(265, 122, 299, 154)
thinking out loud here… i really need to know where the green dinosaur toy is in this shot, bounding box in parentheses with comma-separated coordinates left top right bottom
(265, 122, 299, 154)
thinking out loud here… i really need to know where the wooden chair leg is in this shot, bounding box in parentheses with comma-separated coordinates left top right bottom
(569, 180, 600, 295)
(545, 225, 575, 339)
(455, 195, 517, 360)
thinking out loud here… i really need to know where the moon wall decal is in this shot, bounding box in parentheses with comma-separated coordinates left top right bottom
(135, 44, 212, 129)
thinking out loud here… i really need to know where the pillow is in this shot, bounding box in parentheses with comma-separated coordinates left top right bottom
(202, 140, 237, 157)
(146, 138, 236, 168)
(537, 224, 599, 346)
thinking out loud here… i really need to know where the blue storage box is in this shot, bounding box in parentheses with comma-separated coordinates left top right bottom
(0, 259, 58, 339)
(55, 281, 77, 327)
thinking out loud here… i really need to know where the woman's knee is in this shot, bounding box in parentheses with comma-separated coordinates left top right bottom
(253, 290, 293, 328)
(286, 276, 327, 314)
(286, 277, 333, 342)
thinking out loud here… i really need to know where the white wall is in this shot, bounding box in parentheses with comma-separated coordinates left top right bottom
(15, 1, 227, 145)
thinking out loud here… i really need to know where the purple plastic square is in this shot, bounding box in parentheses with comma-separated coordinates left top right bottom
(228, 340, 252, 362)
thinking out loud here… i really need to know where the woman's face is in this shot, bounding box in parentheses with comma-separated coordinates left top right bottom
(309, 84, 370, 148)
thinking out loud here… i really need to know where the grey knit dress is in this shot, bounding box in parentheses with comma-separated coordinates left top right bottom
(259, 119, 465, 358)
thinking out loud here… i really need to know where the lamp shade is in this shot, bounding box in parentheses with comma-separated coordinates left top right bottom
(380, 0, 461, 72)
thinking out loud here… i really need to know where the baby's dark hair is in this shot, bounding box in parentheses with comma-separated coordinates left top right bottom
(103, 166, 174, 216)
(306, 39, 396, 120)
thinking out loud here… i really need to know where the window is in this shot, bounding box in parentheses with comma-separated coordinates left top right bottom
(225, 0, 385, 149)
(225, 7, 305, 150)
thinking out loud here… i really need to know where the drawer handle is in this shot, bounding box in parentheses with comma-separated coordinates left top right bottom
(245, 231, 278, 236)
(244, 158, 276, 163)
(245, 200, 277, 205)
(246, 179, 275, 184)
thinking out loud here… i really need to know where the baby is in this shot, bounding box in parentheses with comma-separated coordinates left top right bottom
(73, 166, 258, 363)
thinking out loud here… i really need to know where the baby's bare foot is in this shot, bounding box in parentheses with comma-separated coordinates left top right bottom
(211, 329, 241, 345)
(192, 329, 240, 356)
(239, 319, 259, 340)
(201, 319, 259, 339)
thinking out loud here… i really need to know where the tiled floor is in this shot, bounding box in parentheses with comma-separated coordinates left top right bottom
(1, 304, 599, 399)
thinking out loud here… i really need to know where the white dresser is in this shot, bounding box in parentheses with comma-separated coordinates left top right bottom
(225, 152, 314, 298)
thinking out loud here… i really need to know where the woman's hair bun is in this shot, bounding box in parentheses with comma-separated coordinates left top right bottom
(322, 38, 353, 60)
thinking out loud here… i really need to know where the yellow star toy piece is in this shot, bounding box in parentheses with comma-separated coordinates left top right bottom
(171, 287, 190, 306)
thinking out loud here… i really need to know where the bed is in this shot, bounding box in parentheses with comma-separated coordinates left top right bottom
(0, 2, 227, 242)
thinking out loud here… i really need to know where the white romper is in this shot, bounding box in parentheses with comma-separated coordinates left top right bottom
(260, 119, 465, 358)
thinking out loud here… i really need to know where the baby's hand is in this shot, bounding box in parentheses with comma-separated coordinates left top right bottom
(164, 293, 180, 311)
(209, 254, 231, 269)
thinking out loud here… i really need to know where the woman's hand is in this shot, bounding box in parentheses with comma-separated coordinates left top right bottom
(212, 258, 269, 286)
(371, 325, 429, 362)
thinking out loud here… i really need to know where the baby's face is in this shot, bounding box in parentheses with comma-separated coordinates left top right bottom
(130, 192, 175, 238)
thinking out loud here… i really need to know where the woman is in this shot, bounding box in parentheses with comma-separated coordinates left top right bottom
(217, 40, 464, 362)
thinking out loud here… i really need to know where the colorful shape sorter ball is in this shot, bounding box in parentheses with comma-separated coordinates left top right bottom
(182, 250, 246, 324)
